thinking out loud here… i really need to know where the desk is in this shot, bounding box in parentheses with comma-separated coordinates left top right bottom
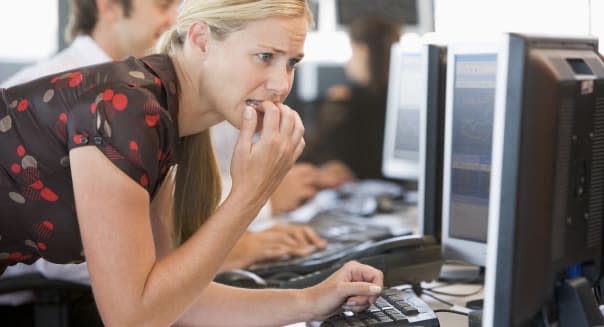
(419, 280, 484, 327)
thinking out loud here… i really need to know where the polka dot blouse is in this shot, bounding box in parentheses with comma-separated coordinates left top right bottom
(0, 54, 180, 272)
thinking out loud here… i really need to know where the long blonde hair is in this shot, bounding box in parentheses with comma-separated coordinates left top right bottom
(157, 0, 313, 246)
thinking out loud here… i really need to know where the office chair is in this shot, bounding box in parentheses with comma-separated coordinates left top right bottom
(0, 273, 97, 327)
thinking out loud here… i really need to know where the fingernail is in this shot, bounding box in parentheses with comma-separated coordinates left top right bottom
(244, 106, 254, 120)
(346, 301, 357, 306)
(369, 285, 382, 294)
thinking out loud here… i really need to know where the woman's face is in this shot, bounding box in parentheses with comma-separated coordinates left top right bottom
(200, 15, 308, 128)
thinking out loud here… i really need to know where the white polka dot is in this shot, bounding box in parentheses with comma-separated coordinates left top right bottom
(25, 240, 37, 248)
(129, 71, 145, 79)
(43, 89, 55, 103)
(60, 156, 70, 167)
(104, 121, 112, 138)
(96, 113, 102, 130)
(8, 192, 25, 204)
(9, 100, 17, 109)
(0, 115, 11, 133)
(95, 92, 103, 103)
(21, 155, 38, 169)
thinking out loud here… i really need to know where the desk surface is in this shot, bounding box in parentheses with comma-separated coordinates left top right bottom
(420, 280, 484, 327)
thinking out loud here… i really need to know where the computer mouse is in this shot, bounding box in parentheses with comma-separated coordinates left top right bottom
(214, 269, 268, 289)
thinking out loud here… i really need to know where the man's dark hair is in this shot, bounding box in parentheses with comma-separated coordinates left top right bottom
(65, 0, 132, 42)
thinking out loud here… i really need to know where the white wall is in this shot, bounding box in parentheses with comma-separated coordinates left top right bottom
(0, 1, 58, 62)
(434, 0, 603, 52)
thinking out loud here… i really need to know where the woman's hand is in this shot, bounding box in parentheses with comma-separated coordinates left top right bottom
(229, 102, 305, 213)
(303, 261, 384, 321)
(315, 160, 356, 189)
(271, 163, 320, 215)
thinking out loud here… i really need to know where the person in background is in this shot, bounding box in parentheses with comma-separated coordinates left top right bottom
(0, 1, 178, 325)
(300, 15, 403, 180)
(0, 1, 383, 326)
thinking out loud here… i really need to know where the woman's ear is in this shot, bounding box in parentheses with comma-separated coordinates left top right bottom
(186, 21, 211, 55)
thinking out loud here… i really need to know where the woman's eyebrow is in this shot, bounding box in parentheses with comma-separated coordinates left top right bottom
(257, 44, 305, 59)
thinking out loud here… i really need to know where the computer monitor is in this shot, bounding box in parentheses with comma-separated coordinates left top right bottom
(417, 43, 447, 241)
(335, 0, 434, 35)
(382, 43, 423, 181)
(440, 39, 502, 267)
(483, 33, 604, 326)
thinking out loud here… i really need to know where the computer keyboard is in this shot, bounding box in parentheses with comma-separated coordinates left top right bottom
(320, 288, 439, 326)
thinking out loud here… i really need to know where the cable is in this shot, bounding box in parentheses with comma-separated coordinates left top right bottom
(424, 280, 480, 290)
(425, 285, 484, 297)
(433, 309, 469, 317)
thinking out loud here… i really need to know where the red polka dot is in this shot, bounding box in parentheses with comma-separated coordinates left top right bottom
(90, 102, 97, 114)
(68, 72, 83, 87)
(158, 150, 165, 161)
(140, 174, 149, 187)
(154, 77, 162, 87)
(11, 164, 21, 174)
(58, 113, 68, 123)
(37, 242, 47, 251)
(40, 188, 59, 202)
(16, 145, 26, 157)
(73, 135, 82, 144)
(42, 220, 54, 231)
(145, 114, 160, 127)
(129, 141, 139, 151)
(50, 76, 60, 84)
(8, 252, 23, 260)
(30, 180, 44, 190)
(17, 100, 29, 112)
(102, 89, 114, 101)
(112, 93, 128, 111)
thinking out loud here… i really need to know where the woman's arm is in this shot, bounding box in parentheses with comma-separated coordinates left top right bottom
(70, 103, 305, 326)
(175, 261, 384, 327)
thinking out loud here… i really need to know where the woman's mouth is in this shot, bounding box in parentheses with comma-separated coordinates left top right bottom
(246, 100, 264, 132)
(245, 99, 262, 110)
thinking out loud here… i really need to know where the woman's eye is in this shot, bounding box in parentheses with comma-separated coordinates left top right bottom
(287, 59, 301, 69)
(257, 53, 273, 62)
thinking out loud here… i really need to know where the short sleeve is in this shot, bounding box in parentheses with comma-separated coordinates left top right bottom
(66, 85, 176, 196)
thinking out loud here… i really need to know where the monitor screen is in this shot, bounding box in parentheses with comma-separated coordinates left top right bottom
(382, 43, 423, 181)
(449, 53, 497, 243)
(484, 33, 604, 326)
(441, 40, 501, 267)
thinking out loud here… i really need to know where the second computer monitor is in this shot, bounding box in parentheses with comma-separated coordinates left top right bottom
(441, 39, 502, 267)
(382, 42, 423, 181)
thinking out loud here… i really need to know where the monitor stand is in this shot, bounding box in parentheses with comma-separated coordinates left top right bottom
(438, 263, 484, 284)
(557, 277, 604, 326)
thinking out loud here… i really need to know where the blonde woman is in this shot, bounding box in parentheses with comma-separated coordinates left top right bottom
(0, 0, 383, 326)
